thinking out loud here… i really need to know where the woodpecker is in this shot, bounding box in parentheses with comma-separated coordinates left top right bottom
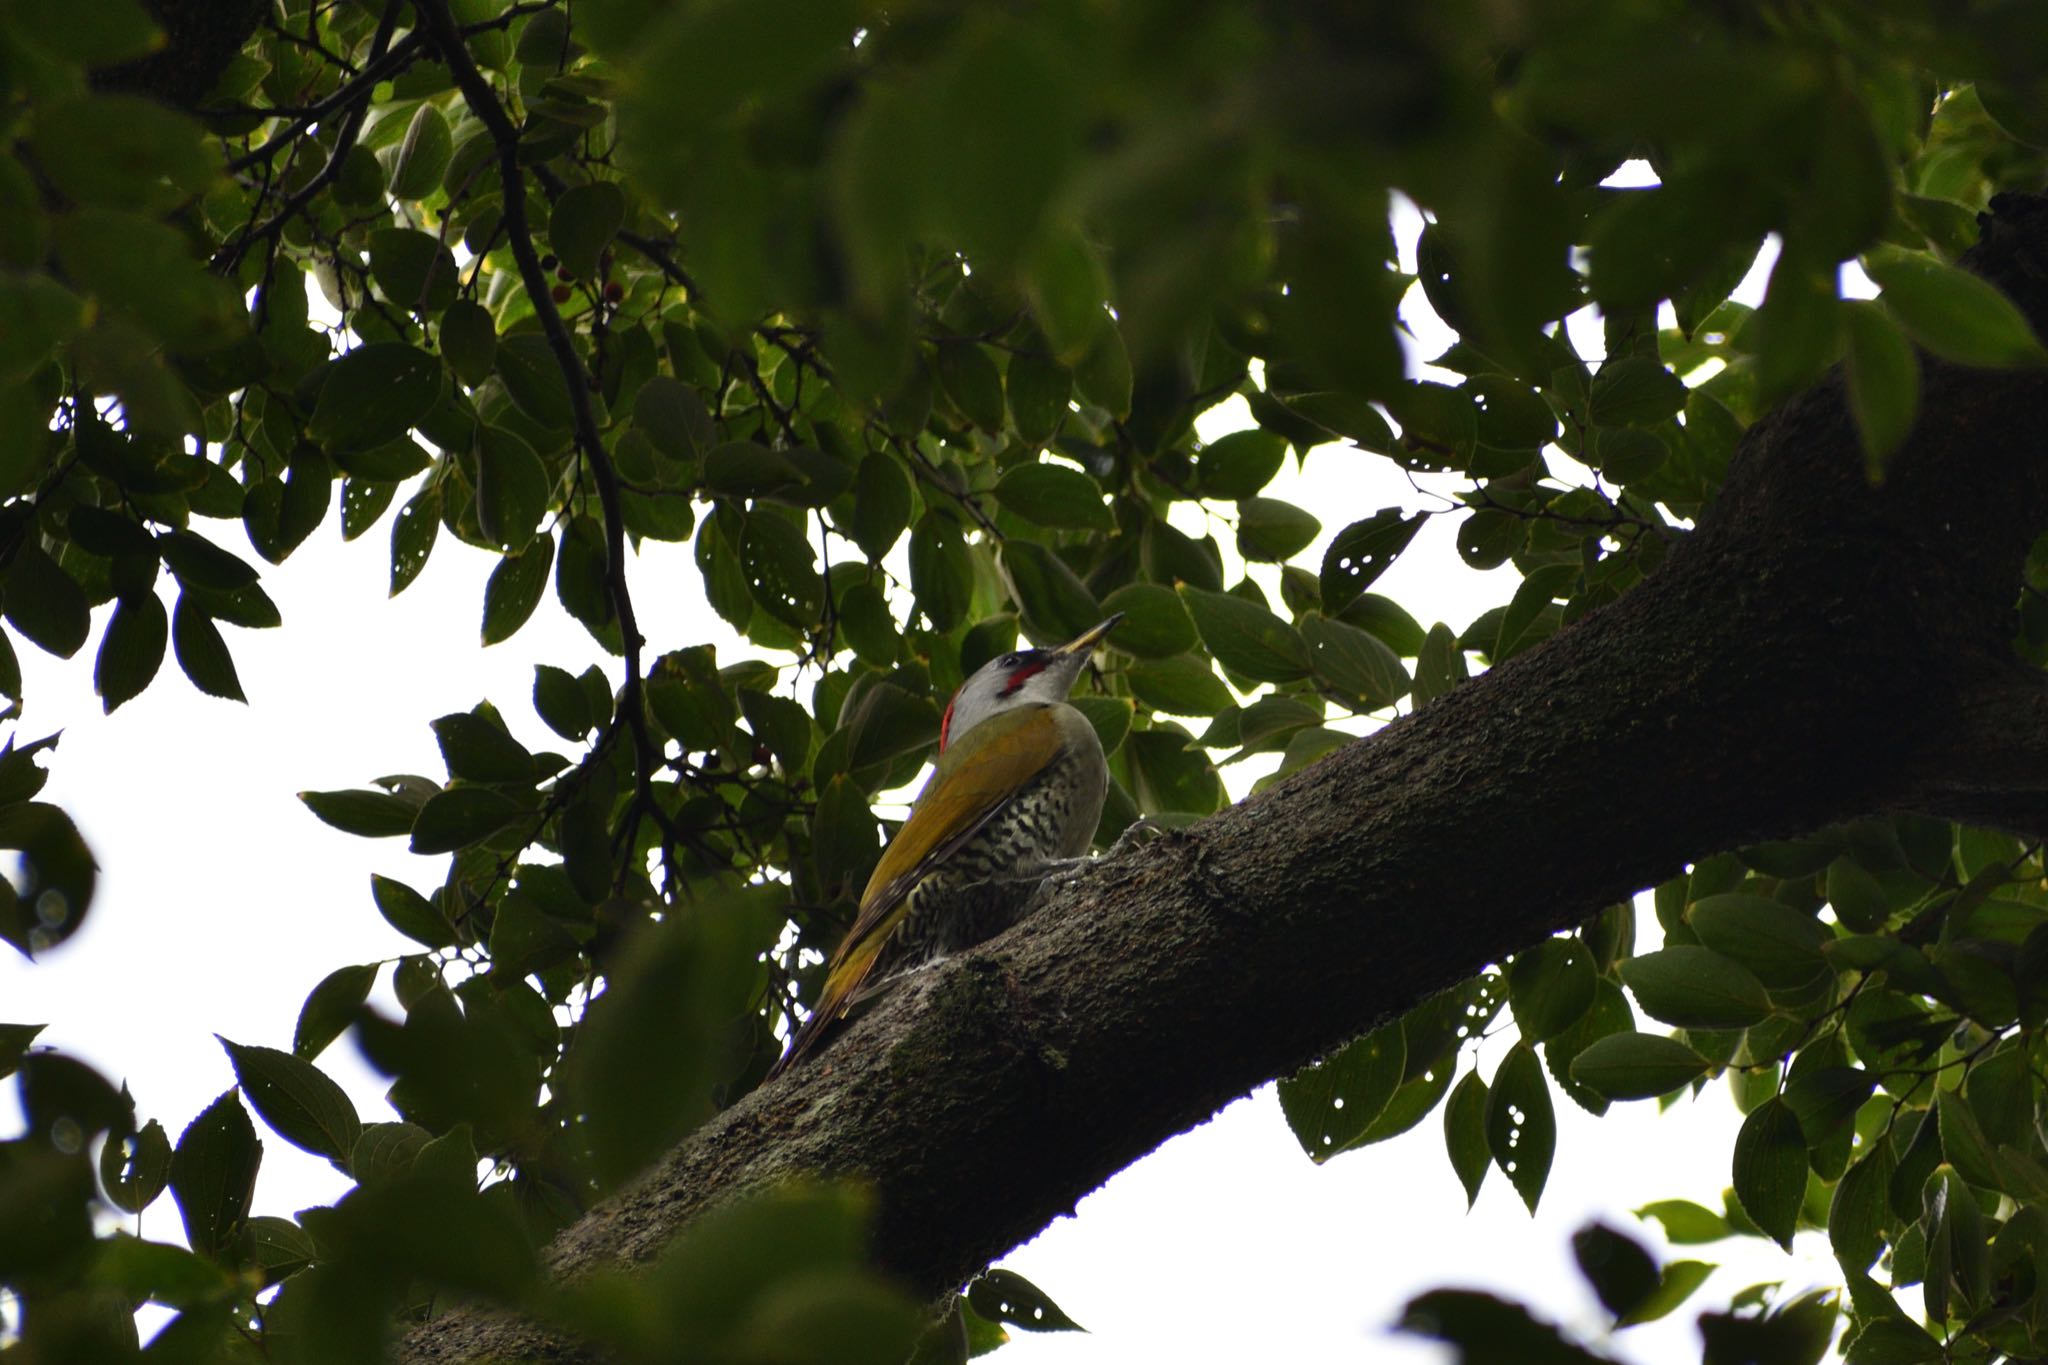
(769, 614, 1122, 1078)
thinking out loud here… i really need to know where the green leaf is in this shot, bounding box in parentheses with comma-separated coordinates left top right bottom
(1178, 586, 1312, 682)
(992, 462, 1109, 530)
(1300, 613, 1407, 707)
(100, 1119, 172, 1216)
(439, 299, 497, 386)
(1686, 894, 1830, 990)
(371, 874, 457, 949)
(740, 689, 814, 773)
(1005, 351, 1071, 445)
(1193, 429, 1286, 499)
(1507, 937, 1597, 1042)
(476, 426, 551, 552)
(1826, 856, 1891, 933)
(559, 513, 616, 639)
(533, 664, 593, 742)
(490, 891, 581, 980)
(1398, 1290, 1612, 1363)
(58, 211, 243, 359)
(391, 486, 441, 595)
(1619, 946, 1772, 1029)
(1588, 354, 1686, 427)
(1828, 1140, 1897, 1272)
(157, 529, 258, 592)
(481, 535, 555, 645)
(1277, 1021, 1405, 1163)
(935, 341, 1005, 431)
(4, 542, 89, 658)
(496, 333, 576, 430)
(1124, 653, 1234, 717)
(1617, 1259, 1716, 1328)
(1412, 622, 1464, 708)
(0, 801, 95, 952)
(999, 539, 1101, 645)
(1236, 497, 1320, 563)
(246, 1215, 316, 1286)
(741, 514, 824, 628)
(218, 1038, 362, 1164)
(1571, 1222, 1659, 1321)
(1070, 695, 1133, 757)
(837, 581, 898, 665)
(549, 181, 625, 282)
(0, 1022, 44, 1080)
(1731, 1095, 1806, 1248)
(909, 512, 973, 631)
(1935, 1088, 2005, 1193)
(1123, 725, 1224, 817)
(1443, 1070, 1490, 1208)
(1098, 583, 1195, 659)
(1072, 321, 1132, 416)
(1635, 1199, 1732, 1245)
(849, 454, 912, 561)
(31, 94, 211, 212)
(1321, 510, 1424, 613)
(811, 773, 880, 898)
(388, 103, 454, 201)
(408, 786, 525, 854)
(299, 788, 417, 839)
(369, 228, 459, 316)
(170, 595, 243, 701)
(1864, 246, 2048, 368)
(1485, 1043, 1555, 1212)
(310, 344, 443, 454)
(294, 964, 377, 1061)
(1843, 300, 1920, 477)
(1569, 1031, 1712, 1100)
(94, 592, 166, 713)
(168, 1089, 261, 1260)
(966, 1268, 1084, 1334)
(0, 275, 86, 385)
(432, 712, 534, 784)
(1843, 1318, 1944, 1365)
(242, 448, 334, 565)
(7, 0, 162, 63)
(1544, 977, 1634, 1116)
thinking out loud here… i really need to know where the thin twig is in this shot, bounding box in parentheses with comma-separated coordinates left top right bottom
(417, 0, 673, 886)
(214, 0, 405, 274)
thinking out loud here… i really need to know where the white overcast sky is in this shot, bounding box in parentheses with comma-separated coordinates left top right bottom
(0, 188, 1873, 1361)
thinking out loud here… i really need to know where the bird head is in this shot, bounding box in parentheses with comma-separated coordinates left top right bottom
(938, 615, 1123, 751)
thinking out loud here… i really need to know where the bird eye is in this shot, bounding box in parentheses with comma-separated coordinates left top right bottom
(1002, 654, 1019, 667)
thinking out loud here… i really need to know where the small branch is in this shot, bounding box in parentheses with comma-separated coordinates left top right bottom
(417, 0, 666, 885)
(213, 0, 405, 274)
(223, 32, 425, 177)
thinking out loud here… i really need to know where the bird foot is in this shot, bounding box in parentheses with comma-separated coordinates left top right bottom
(1107, 816, 1169, 858)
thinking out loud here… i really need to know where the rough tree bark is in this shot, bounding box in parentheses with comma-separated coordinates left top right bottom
(395, 197, 2048, 1362)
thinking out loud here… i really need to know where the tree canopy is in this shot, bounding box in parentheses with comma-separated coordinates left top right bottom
(6, 1, 2048, 1363)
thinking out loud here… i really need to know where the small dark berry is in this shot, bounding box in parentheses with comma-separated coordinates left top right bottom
(551, 283, 573, 303)
(540, 253, 558, 271)
(603, 281, 624, 303)
(556, 266, 574, 282)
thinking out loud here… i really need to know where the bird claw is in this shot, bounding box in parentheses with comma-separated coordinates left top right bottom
(1107, 816, 1168, 858)
(1035, 857, 1095, 890)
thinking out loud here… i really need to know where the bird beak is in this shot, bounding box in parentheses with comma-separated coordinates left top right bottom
(1052, 614, 1124, 657)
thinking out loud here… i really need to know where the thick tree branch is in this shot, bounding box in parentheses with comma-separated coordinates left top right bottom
(399, 195, 2048, 1364)
(1899, 672, 2048, 833)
